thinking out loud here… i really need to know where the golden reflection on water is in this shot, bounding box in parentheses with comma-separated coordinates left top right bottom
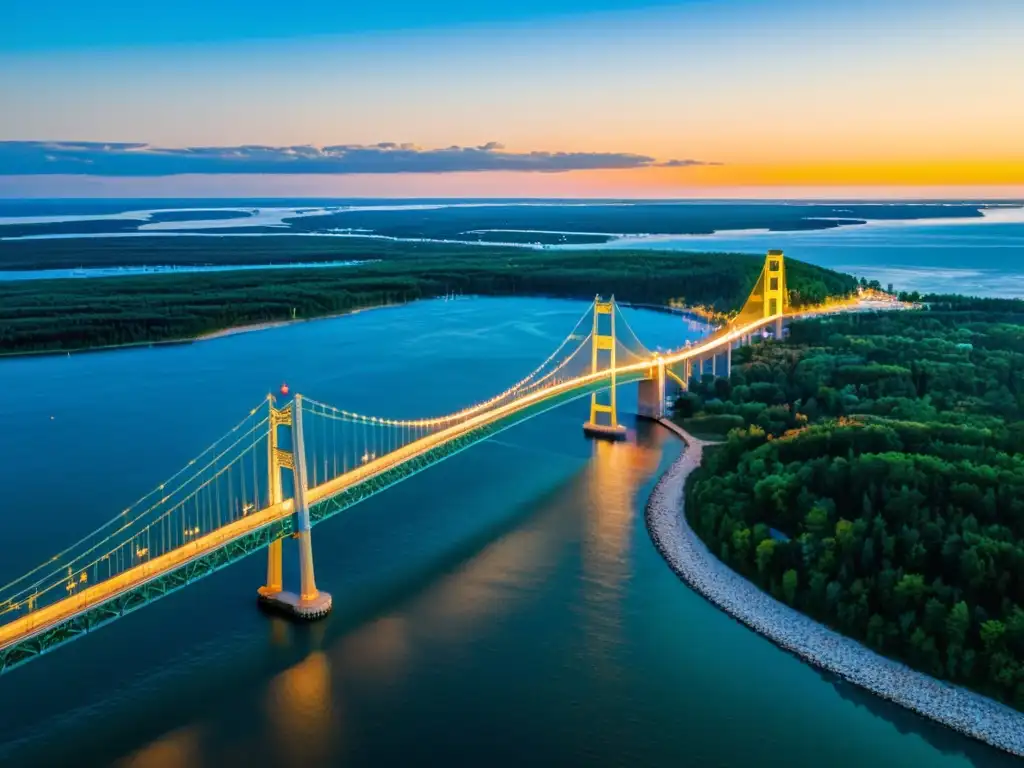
(411, 493, 572, 641)
(336, 614, 410, 686)
(266, 650, 336, 765)
(117, 725, 203, 768)
(267, 615, 289, 648)
(580, 427, 665, 675)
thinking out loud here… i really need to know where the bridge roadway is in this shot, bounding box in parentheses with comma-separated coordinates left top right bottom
(0, 306, 861, 658)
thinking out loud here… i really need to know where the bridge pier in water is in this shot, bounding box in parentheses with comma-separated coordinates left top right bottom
(258, 395, 333, 621)
(637, 357, 668, 420)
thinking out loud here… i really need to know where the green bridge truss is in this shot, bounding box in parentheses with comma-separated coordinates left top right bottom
(0, 371, 646, 674)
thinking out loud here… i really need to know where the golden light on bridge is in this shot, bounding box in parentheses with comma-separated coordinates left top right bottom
(0, 251, 886, 670)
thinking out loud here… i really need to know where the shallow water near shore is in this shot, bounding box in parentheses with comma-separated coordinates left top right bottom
(0, 297, 1014, 767)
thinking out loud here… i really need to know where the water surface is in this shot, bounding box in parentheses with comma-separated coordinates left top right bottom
(0, 298, 1013, 767)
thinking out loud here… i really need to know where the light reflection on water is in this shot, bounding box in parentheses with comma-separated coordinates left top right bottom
(0, 298, 1016, 768)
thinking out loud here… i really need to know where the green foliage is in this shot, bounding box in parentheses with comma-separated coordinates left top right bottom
(782, 569, 799, 605)
(0, 239, 856, 354)
(683, 297, 1024, 710)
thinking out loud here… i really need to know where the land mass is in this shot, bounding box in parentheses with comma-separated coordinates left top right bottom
(648, 421, 1024, 758)
(0, 200, 1003, 245)
(0, 243, 856, 354)
(678, 295, 1024, 715)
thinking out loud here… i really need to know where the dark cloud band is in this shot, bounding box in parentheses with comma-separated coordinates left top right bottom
(0, 141, 720, 176)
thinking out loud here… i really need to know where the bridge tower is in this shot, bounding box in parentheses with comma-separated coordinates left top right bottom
(765, 249, 786, 337)
(258, 397, 287, 600)
(258, 394, 333, 620)
(583, 296, 627, 440)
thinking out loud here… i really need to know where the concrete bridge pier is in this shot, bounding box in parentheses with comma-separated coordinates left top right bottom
(258, 394, 332, 621)
(637, 358, 667, 420)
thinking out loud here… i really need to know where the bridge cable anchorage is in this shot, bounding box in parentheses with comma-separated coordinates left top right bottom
(0, 401, 273, 619)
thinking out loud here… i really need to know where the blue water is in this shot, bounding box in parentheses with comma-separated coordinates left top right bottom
(0, 258, 374, 282)
(600, 217, 1024, 297)
(0, 298, 1012, 767)
(2, 200, 1023, 296)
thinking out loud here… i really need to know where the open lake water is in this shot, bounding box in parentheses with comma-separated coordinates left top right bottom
(0, 297, 1014, 767)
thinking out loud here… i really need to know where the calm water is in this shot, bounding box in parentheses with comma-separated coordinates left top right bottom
(0, 257, 373, 282)
(601, 213, 1024, 298)
(0, 298, 1013, 767)
(3, 201, 1024, 297)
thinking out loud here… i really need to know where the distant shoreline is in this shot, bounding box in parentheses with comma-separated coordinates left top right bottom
(2, 200, 1020, 250)
(192, 302, 400, 342)
(0, 302, 403, 361)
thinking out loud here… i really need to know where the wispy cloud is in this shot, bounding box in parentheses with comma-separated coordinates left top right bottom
(0, 141, 722, 176)
(661, 158, 723, 168)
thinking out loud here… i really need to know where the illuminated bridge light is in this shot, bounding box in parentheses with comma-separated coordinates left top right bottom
(0, 254, 881, 671)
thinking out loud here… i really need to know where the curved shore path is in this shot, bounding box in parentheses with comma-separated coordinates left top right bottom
(646, 418, 1024, 759)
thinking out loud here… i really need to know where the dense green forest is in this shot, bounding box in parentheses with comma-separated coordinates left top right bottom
(0, 246, 855, 354)
(680, 297, 1024, 710)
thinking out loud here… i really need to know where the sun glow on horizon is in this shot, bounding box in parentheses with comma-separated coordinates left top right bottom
(2, 0, 1022, 196)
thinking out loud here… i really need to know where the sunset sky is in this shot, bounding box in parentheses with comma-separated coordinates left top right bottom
(2, 0, 1022, 198)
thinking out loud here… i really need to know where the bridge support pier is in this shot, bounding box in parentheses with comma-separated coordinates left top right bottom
(726, 344, 732, 378)
(637, 358, 667, 421)
(258, 394, 332, 621)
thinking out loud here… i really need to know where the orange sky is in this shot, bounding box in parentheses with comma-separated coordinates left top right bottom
(2, 0, 1023, 196)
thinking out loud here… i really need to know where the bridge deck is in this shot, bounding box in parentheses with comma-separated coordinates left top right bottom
(0, 304, 865, 659)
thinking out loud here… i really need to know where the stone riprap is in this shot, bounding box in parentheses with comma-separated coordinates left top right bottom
(646, 419, 1024, 759)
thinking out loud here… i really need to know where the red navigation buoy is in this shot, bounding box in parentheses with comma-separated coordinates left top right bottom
(280, 382, 290, 396)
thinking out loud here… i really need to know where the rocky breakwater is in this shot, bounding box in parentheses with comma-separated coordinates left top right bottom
(646, 419, 1024, 759)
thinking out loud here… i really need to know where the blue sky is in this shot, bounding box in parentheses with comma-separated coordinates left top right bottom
(2, 0, 1022, 198)
(3, 0, 692, 50)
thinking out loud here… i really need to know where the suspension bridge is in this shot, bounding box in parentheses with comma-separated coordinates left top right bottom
(0, 250, 861, 673)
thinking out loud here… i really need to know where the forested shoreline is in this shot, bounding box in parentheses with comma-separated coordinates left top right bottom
(0, 245, 855, 354)
(680, 296, 1024, 711)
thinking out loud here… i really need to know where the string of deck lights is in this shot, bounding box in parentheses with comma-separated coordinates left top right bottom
(0, 410, 271, 613)
(303, 330, 594, 430)
(1, 427, 270, 615)
(299, 303, 597, 429)
(0, 399, 271, 604)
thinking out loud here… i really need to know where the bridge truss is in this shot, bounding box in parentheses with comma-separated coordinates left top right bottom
(0, 250, 854, 673)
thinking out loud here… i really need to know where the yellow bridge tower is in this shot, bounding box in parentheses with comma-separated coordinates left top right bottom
(765, 249, 786, 336)
(583, 296, 628, 440)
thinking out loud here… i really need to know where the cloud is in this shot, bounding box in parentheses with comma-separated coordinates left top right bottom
(661, 158, 724, 167)
(0, 140, 722, 176)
